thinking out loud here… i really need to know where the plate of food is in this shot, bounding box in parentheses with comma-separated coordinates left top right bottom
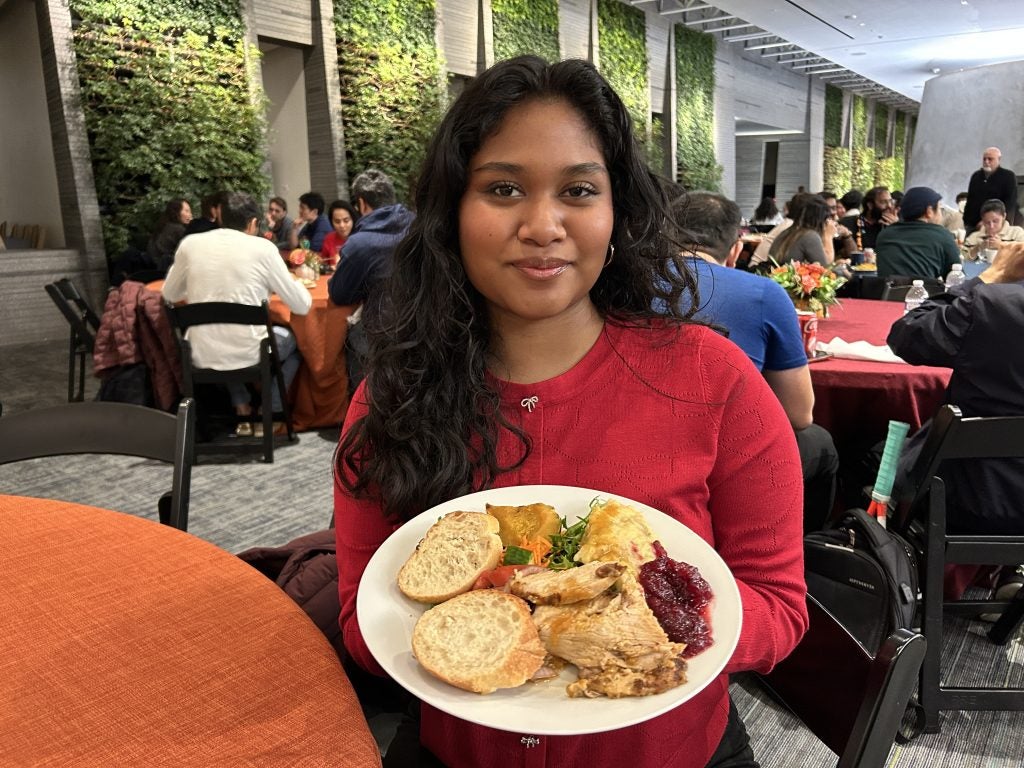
(851, 263, 877, 272)
(357, 485, 742, 735)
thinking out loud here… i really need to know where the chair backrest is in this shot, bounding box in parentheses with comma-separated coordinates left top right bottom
(759, 594, 926, 768)
(898, 405, 1024, 517)
(45, 278, 101, 344)
(879, 276, 945, 303)
(165, 300, 279, 376)
(0, 399, 196, 530)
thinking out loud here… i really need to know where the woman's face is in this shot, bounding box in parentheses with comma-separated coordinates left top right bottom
(179, 202, 193, 225)
(981, 210, 1005, 236)
(331, 208, 353, 238)
(458, 98, 613, 330)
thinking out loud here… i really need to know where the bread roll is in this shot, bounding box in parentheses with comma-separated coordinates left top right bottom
(412, 590, 546, 694)
(398, 511, 503, 603)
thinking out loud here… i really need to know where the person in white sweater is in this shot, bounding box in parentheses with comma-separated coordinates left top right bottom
(162, 191, 312, 435)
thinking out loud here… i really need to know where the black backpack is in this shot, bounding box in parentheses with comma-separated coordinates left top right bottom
(804, 507, 919, 655)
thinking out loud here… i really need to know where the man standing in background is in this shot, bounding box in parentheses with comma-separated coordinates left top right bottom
(964, 147, 1018, 232)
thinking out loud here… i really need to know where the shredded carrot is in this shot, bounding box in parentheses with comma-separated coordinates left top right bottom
(519, 535, 553, 566)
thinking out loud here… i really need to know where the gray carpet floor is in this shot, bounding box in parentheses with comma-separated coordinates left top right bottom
(2, 339, 1022, 766)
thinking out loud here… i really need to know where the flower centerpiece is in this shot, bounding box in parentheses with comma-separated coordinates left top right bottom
(769, 260, 847, 318)
(288, 240, 320, 281)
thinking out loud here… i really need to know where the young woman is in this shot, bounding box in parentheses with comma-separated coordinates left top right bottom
(334, 56, 807, 768)
(752, 196, 783, 226)
(146, 197, 192, 272)
(768, 195, 835, 266)
(320, 199, 359, 267)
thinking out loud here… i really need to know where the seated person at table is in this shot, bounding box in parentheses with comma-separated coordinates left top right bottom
(320, 199, 359, 268)
(752, 196, 783, 226)
(840, 186, 897, 250)
(963, 198, 1024, 259)
(748, 191, 817, 268)
(874, 186, 960, 280)
(334, 55, 807, 768)
(819, 190, 855, 262)
(840, 189, 862, 219)
(263, 196, 293, 253)
(328, 168, 414, 394)
(768, 195, 835, 267)
(941, 191, 968, 234)
(146, 198, 192, 273)
(289, 191, 333, 253)
(162, 192, 312, 436)
(669, 190, 839, 532)
(888, 242, 1024, 595)
(184, 191, 224, 236)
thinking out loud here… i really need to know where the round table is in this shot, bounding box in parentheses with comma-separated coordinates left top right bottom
(810, 298, 952, 448)
(0, 495, 381, 767)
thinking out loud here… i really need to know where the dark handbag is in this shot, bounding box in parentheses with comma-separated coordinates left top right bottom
(804, 508, 919, 654)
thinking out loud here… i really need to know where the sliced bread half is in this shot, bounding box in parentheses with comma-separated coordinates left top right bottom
(398, 511, 503, 603)
(412, 589, 546, 694)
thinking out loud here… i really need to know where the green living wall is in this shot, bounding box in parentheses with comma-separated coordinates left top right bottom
(335, 0, 446, 203)
(70, 0, 268, 260)
(492, 0, 559, 63)
(823, 85, 909, 197)
(597, 0, 663, 171)
(822, 85, 850, 194)
(674, 24, 720, 190)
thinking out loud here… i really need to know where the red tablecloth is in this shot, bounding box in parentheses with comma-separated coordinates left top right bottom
(0, 495, 381, 767)
(811, 298, 952, 447)
(149, 277, 357, 431)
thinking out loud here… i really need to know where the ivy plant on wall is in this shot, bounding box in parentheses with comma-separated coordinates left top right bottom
(597, 1, 647, 137)
(70, 0, 268, 260)
(674, 24, 721, 190)
(335, 0, 445, 203)
(850, 95, 874, 192)
(822, 85, 850, 195)
(492, 0, 559, 63)
(892, 112, 907, 190)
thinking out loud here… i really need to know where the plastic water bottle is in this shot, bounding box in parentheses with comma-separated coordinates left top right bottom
(945, 263, 966, 289)
(903, 280, 929, 315)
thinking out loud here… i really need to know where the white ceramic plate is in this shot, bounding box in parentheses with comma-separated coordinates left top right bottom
(356, 485, 742, 735)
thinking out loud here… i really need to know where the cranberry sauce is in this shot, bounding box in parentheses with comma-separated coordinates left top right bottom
(638, 540, 714, 658)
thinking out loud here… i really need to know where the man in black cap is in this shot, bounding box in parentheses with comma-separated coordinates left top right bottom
(874, 186, 961, 279)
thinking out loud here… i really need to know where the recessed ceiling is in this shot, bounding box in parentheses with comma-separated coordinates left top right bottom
(649, 0, 1024, 102)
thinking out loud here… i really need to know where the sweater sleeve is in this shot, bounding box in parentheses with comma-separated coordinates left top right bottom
(334, 387, 396, 676)
(701, 337, 809, 674)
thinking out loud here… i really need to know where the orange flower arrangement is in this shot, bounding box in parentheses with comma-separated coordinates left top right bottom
(769, 260, 846, 316)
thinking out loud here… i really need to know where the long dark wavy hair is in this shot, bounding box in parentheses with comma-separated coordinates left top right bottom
(336, 56, 701, 522)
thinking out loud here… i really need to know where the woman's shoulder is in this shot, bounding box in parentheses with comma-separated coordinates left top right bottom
(1004, 225, 1024, 241)
(607, 321, 753, 396)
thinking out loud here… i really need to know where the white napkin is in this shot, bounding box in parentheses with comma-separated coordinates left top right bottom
(816, 336, 907, 364)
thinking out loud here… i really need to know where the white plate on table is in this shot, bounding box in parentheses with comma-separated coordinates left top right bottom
(357, 484, 742, 735)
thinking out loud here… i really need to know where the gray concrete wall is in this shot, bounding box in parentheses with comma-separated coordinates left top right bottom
(908, 60, 1024, 203)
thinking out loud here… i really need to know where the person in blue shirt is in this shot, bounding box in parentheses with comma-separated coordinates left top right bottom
(668, 189, 839, 532)
(289, 191, 333, 253)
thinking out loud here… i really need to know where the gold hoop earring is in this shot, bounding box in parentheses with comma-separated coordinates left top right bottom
(604, 244, 615, 268)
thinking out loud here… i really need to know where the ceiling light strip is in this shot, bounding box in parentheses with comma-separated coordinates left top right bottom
(744, 41, 792, 50)
(683, 14, 737, 26)
(722, 31, 774, 43)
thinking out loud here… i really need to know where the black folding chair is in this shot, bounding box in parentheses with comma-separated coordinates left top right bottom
(165, 301, 295, 463)
(44, 278, 101, 402)
(877, 276, 945, 302)
(759, 594, 926, 768)
(893, 404, 1024, 732)
(0, 399, 195, 530)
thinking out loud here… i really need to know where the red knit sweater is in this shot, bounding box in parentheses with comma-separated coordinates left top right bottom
(335, 321, 808, 768)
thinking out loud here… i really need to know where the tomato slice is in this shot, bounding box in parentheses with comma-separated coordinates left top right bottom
(472, 564, 529, 590)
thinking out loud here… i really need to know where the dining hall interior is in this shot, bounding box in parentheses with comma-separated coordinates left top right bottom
(3, 0, 1024, 766)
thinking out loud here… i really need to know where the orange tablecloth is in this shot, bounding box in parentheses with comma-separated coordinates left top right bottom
(149, 277, 358, 431)
(0, 495, 381, 767)
(810, 298, 952, 447)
